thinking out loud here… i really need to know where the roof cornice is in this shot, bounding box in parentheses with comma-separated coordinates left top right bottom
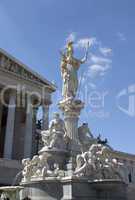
(0, 48, 56, 92)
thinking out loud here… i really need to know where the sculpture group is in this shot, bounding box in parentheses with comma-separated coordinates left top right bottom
(74, 144, 123, 180)
(21, 40, 124, 183)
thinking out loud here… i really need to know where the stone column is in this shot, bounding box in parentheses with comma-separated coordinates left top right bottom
(0, 102, 3, 134)
(0, 102, 3, 157)
(32, 106, 38, 155)
(42, 103, 49, 130)
(64, 113, 79, 147)
(59, 99, 84, 151)
(4, 91, 16, 159)
(59, 99, 84, 176)
(24, 97, 33, 158)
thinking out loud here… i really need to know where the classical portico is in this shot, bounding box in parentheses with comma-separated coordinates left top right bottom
(0, 48, 55, 185)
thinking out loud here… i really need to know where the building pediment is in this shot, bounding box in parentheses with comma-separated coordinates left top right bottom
(0, 49, 56, 92)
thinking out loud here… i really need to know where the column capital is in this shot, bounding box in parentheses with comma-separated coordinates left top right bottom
(58, 99, 84, 116)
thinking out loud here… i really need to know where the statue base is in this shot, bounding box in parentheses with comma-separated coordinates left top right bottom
(20, 178, 63, 200)
(20, 177, 127, 200)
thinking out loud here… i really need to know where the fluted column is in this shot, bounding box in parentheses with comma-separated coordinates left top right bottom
(0, 102, 3, 134)
(59, 100, 84, 152)
(24, 97, 33, 158)
(42, 103, 49, 130)
(64, 114, 79, 143)
(0, 102, 3, 157)
(4, 91, 16, 159)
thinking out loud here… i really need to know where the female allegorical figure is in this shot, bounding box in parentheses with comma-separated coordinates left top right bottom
(60, 41, 89, 100)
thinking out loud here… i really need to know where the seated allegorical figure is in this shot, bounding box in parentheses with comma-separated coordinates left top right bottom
(78, 123, 95, 151)
(41, 113, 68, 150)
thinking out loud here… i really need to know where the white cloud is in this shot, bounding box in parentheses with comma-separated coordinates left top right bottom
(76, 37, 97, 49)
(117, 32, 126, 41)
(88, 82, 97, 89)
(99, 47, 112, 56)
(86, 53, 112, 78)
(90, 54, 112, 65)
(88, 64, 110, 78)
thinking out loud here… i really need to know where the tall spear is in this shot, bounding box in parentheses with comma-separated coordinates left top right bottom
(77, 42, 90, 98)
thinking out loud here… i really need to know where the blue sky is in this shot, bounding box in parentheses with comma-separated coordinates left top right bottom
(0, 0, 135, 153)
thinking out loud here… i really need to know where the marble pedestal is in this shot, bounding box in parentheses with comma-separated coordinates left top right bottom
(20, 178, 63, 200)
(90, 179, 127, 200)
(20, 178, 127, 200)
(58, 99, 84, 176)
(62, 177, 127, 200)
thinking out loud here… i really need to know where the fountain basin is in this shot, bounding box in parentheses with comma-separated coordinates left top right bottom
(0, 186, 24, 200)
